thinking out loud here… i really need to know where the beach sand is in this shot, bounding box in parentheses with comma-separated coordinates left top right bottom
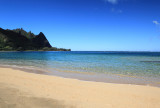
(0, 67, 160, 108)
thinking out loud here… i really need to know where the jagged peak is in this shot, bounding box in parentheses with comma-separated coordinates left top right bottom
(38, 32, 44, 36)
(37, 32, 47, 39)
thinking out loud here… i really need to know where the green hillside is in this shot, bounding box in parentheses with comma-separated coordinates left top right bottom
(0, 28, 71, 51)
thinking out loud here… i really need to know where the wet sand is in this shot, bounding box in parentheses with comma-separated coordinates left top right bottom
(1, 65, 160, 87)
(0, 67, 160, 108)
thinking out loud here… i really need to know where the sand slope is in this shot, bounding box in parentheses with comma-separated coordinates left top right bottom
(0, 84, 72, 108)
(0, 67, 160, 108)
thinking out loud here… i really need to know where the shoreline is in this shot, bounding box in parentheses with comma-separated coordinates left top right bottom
(0, 64, 160, 88)
(0, 67, 160, 108)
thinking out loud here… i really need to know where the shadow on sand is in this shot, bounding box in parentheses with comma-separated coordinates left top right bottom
(0, 83, 73, 108)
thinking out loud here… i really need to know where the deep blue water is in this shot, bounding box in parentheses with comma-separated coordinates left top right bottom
(0, 51, 160, 80)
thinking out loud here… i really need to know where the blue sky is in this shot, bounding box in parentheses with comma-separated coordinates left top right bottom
(0, 0, 160, 51)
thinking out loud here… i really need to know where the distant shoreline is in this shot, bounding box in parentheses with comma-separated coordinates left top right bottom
(0, 50, 71, 52)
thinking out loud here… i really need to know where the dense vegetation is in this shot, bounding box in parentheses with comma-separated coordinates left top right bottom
(0, 28, 71, 51)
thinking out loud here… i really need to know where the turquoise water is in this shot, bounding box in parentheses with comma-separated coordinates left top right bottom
(0, 51, 160, 85)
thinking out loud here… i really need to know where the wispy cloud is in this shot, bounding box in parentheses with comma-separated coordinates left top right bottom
(103, 0, 128, 5)
(111, 8, 123, 13)
(104, 0, 118, 4)
(103, 0, 124, 14)
(153, 20, 160, 25)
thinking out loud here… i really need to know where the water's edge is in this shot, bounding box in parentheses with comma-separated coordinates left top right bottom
(1, 64, 160, 88)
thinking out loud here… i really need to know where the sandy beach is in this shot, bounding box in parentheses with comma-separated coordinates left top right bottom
(0, 67, 160, 108)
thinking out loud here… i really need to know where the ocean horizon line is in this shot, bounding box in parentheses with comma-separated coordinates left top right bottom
(1, 50, 160, 53)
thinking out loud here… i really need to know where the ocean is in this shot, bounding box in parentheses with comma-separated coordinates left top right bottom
(0, 51, 160, 86)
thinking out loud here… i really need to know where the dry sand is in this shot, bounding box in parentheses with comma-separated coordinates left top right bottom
(0, 67, 160, 108)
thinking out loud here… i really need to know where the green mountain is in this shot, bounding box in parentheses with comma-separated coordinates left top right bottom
(0, 28, 71, 51)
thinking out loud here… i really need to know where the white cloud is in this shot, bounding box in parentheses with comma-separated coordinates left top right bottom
(104, 0, 118, 4)
(153, 21, 160, 25)
(104, 0, 124, 13)
(103, 0, 128, 5)
(107, 0, 118, 4)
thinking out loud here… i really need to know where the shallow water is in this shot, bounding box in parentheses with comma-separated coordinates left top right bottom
(0, 51, 160, 86)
